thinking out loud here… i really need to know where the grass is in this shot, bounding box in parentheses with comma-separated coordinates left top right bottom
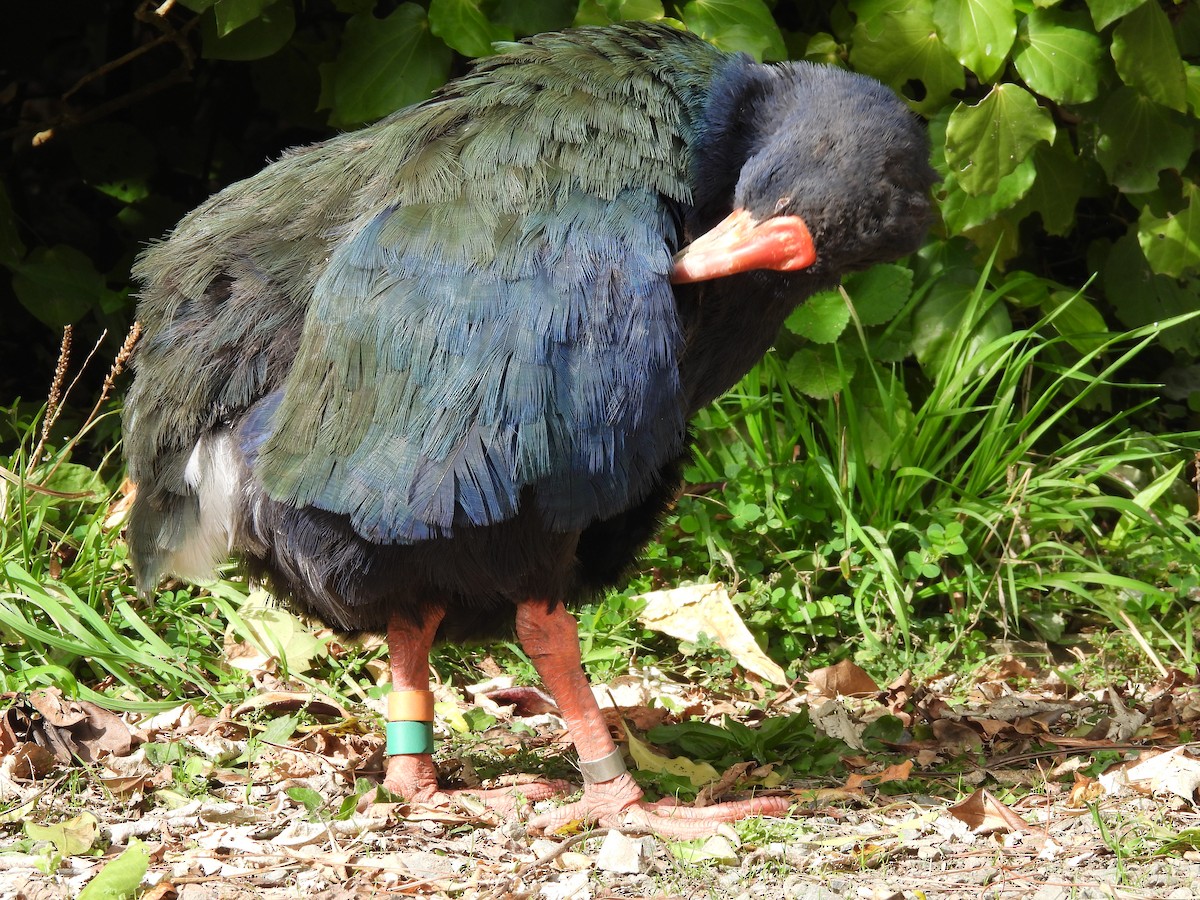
(0, 265, 1197, 715)
(620, 264, 1200, 680)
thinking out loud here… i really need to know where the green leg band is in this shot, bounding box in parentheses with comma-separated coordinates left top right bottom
(387, 720, 435, 755)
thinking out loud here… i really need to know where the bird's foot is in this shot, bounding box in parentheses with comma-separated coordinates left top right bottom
(528, 773, 790, 839)
(382, 753, 569, 818)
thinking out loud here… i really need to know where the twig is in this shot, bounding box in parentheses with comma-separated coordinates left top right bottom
(480, 826, 651, 900)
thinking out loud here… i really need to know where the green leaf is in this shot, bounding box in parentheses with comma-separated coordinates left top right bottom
(1086, 0, 1145, 30)
(213, 0, 271, 36)
(911, 278, 1013, 375)
(1186, 65, 1200, 115)
(0, 182, 25, 269)
(322, 5, 453, 127)
(199, 0, 294, 60)
(1138, 181, 1200, 278)
(941, 156, 1037, 234)
(26, 812, 99, 857)
(785, 344, 851, 399)
(931, 0, 1016, 82)
(1044, 290, 1110, 354)
(785, 291, 850, 343)
(77, 840, 150, 900)
(429, 0, 513, 58)
(849, 0, 965, 115)
(945, 83, 1056, 196)
(575, 0, 665, 23)
(491, 0, 576, 34)
(1017, 134, 1085, 236)
(1095, 88, 1194, 194)
(843, 264, 914, 326)
(1012, 9, 1104, 104)
(285, 786, 324, 813)
(12, 244, 106, 329)
(1111, 0, 1187, 112)
(1103, 233, 1200, 355)
(680, 0, 787, 61)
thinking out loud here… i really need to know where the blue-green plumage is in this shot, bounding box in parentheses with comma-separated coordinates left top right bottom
(125, 23, 933, 638)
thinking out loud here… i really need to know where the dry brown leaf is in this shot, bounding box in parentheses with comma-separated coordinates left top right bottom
(946, 788, 1037, 835)
(930, 719, 983, 752)
(1068, 773, 1104, 808)
(807, 660, 881, 698)
(230, 690, 349, 720)
(873, 760, 914, 783)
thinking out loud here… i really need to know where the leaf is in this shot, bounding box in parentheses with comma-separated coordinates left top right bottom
(322, 4, 453, 127)
(1095, 88, 1194, 194)
(1012, 9, 1104, 104)
(77, 840, 150, 900)
(842, 264, 914, 326)
(941, 156, 1037, 234)
(1044, 290, 1110, 354)
(1187, 65, 1200, 115)
(931, 0, 1016, 82)
(945, 83, 1056, 196)
(199, 0, 294, 60)
(25, 811, 99, 857)
(849, 0, 965, 115)
(626, 729, 720, 787)
(1138, 181, 1200, 278)
(679, 0, 786, 61)
(12, 244, 106, 329)
(947, 788, 1037, 834)
(808, 659, 881, 698)
(1102, 234, 1200, 355)
(635, 582, 788, 685)
(574, 0, 665, 24)
(429, 0, 513, 58)
(911, 278, 1013, 375)
(785, 291, 850, 343)
(1018, 134, 1086, 236)
(491, 0, 576, 34)
(1086, 0, 1145, 31)
(785, 344, 850, 399)
(213, 0, 272, 36)
(1111, 1, 1187, 112)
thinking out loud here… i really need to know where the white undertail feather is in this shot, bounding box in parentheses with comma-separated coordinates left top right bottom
(168, 431, 241, 581)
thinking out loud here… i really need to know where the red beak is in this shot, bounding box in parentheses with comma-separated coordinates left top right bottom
(670, 208, 817, 284)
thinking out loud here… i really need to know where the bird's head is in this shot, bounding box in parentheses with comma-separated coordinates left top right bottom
(672, 61, 936, 286)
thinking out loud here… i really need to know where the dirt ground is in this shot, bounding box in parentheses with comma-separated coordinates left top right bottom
(2, 659, 1199, 899)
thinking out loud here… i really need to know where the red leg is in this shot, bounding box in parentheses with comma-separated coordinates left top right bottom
(381, 608, 565, 810)
(515, 600, 790, 837)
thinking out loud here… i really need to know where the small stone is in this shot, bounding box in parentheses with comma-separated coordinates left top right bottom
(539, 871, 592, 900)
(594, 829, 652, 874)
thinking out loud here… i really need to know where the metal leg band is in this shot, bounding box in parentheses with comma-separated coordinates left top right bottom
(578, 747, 627, 784)
(386, 720, 435, 756)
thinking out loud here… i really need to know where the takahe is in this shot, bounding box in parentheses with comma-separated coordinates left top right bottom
(125, 22, 934, 834)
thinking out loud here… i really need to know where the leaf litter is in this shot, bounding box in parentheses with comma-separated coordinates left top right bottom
(2, 653, 1200, 899)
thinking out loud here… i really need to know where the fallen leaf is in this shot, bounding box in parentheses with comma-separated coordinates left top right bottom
(946, 789, 1037, 835)
(636, 583, 788, 685)
(223, 590, 328, 673)
(25, 810, 100, 856)
(78, 838, 150, 900)
(626, 729, 719, 787)
(808, 660, 881, 698)
(1124, 747, 1200, 802)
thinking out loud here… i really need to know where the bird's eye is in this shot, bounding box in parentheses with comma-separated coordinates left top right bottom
(774, 196, 792, 214)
